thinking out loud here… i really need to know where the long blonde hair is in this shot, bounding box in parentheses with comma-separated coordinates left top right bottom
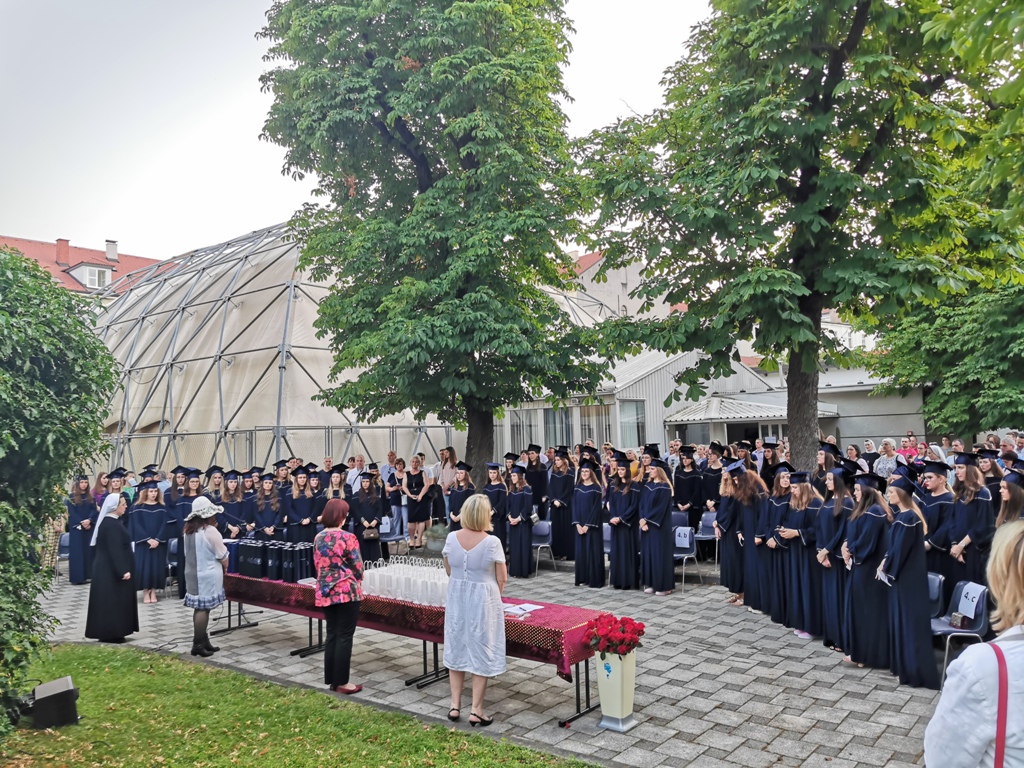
(988, 520, 1024, 632)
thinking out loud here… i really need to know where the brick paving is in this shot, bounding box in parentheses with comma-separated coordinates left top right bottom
(45, 558, 937, 767)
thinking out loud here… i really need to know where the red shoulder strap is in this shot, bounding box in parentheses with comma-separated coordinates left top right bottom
(993, 643, 1008, 768)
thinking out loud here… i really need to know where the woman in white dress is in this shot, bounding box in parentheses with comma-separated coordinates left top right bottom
(443, 493, 507, 727)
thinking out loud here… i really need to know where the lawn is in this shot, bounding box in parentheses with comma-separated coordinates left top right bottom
(2, 644, 589, 768)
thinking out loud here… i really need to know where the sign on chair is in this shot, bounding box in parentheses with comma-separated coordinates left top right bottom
(380, 516, 391, 534)
(958, 582, 985, 619)
(674, 527, 692, 548)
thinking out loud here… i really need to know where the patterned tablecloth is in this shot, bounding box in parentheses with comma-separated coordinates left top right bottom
(223, 574, 608, 681)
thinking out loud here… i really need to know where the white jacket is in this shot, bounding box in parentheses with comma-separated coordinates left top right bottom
(924, 625, 1024, 767)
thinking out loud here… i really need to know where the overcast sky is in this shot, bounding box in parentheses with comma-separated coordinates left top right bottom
(0, 1, 710, 259)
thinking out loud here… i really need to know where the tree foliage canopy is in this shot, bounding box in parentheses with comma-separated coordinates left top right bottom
(259, 0, 604, 465)
(0, 246, 117, 734)
(578, 0, 1018, 468)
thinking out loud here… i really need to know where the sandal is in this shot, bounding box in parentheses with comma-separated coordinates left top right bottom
(448, 708, 460, 722)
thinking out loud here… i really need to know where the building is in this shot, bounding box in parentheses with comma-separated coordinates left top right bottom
(0, 235, 159, 294)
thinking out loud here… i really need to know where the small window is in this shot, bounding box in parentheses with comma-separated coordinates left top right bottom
(84, 266, 110, 289)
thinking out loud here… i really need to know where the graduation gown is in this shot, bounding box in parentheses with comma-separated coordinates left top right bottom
(844, 505, 891, 669)
(482, 483, 508, 550)
(881, 511, 941, 689)
(352, 492, 383, 563)
(169, 496, 195, 599)
(716, 496, 744, 594)
(525, 463, 548, 513)
(784, 498, 823, 636)
(546, 471, 575, 559)
(507, 486, 536, 578)
(673, 467, 704, 530)
(284, 493, 318, 544)
(764, 493, 790, 625)
(85, 515, 139, 641)
(217, 499, 248, 540)
(448, 486, 474, 532)
(943, 488, 996, 589)
(817, 497, 852, 651)
(129, 502, 168, 590)
(920, 491, 954, 598)
(251, 497, 284, 541)
(65, 496, 97, 584)
(572, 484, 605, 587)
(608, 482, 640, 589)
(737, 494, 769, 612)
(639, 482, 674, 592)
(701, 465, 723, 512)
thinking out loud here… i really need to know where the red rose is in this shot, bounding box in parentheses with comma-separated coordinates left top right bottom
(617, 644, 629, 655)
(598, 639, 608, 651)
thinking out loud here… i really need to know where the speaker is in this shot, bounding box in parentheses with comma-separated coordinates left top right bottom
(30, 676, 79, 729)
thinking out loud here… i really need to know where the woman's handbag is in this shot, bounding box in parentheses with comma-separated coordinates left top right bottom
(362, 526, 380, 541)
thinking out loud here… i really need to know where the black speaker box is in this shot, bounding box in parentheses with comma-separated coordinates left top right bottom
(30, 676, 79, 729)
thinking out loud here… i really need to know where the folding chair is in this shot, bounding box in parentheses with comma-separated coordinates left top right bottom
(927, 572, 945, 619)
(532, 520, 557, 572)
(165, 538, 178, 597)
(693, 511, 719, 571)
(54, 533, 71, 580)
(602, 523, 612, 560)
(932, 580, 989, 685)
(672, 526, 701, 592)
(380, 509, 407, 556)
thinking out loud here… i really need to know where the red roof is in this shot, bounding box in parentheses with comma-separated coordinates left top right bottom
(574, 250, 603, 275)
(0, 234, 160, 294)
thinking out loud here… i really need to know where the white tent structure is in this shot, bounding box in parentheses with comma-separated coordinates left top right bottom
(95, 222, 619, 472)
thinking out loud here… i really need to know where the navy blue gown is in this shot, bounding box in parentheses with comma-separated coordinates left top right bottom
(525, 462, 548, 515)
(546, 471, 575, 559)
(447, 486, 474, 532)
(129, 502, 168, 590)
(507, 486, 536, 578)
(942, 489, 995, 589)
(285, 493, 318, 544)
(639, 482, 674, 592)
(737, 494, 768, 611)
(251, 497, 284, 541)
(353, 491, 383, 563)
(65, 495, 97, 584)
(608, 482, 640, 589)
(844, 505, 891, 669)
(572, 483, 605, 587)
(169, 496, 195, 599)
(482, 483, 508, 550)
(818, 496, 852, 650)
(784, 498, 824, 636)
(716, 495, 744, 594)
(882, 510, 941, 689)
(764, 493, 790, 624)
(920, 490, 954, 599)
(673, 467, 704, 530)
(217, 499, 248, 540)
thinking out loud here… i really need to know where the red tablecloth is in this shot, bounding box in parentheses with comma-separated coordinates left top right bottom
(224, 574, 608, 681)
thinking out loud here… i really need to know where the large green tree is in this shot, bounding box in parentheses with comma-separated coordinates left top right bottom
(0, 246, 117, 733)
(260, 0, 603, 470)
(579, 0, 1016, 469)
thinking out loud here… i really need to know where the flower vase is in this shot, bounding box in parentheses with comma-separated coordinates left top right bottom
(596, 650, 637, 732)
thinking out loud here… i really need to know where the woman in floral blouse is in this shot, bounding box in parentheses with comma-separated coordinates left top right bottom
(313, 499, 364, 694)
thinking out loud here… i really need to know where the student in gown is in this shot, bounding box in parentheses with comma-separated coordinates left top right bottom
(777, 473, 824, 639)
(878, 476, 941, 689)
(977, 449, 1004, 502)
(482, 464, 509, 549)
(546, 450, 575, 560)
(285, 465, 318, 544)
(701, 443, 724, 517)
(204, 466, 225, 503)
(572, 460, 605, 587)
(129, 481, 168, 604)
(317, 468, 345, 530)
(353, 472, 383, 563)
(217, 471, 248, 540)
(817, 464, 855, 652)
(166, 469, 203, 599)
(813, 443, 840, 498)
(639, 460, 675, 596)
(996, 469, 1024, 527)
(943, 452, 996, 588)
(524, 444, 548, 521)
(673, 447, 704, 530)
(608, 453, 640, 589)
(764, 463, 795, 625)
(716, 465, 745, 604)
(447, 462, 475, 533)
(758, 437, 782, 490)
(506, 466, 536, 578)
(251, 473, 285, 541)
(65, 475, 97, 584)
(85, 492, 138, 644)
(841, 474, 892, 669)
(918, 460, 955, 585)
(734, 463, 769, 613)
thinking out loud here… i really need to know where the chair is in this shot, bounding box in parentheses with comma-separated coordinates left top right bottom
(693, 511, 719, 571)
(927, 572, 945, 619)
(932, 580, 989, 685)
(380, 509, 407, 555)
(165, 538, 179, 597)
(602, 523, 612, 559)
(672, 526, 701, 592)
(531, 520, 557, 572)
(54, 533, 71, 579)
(670, 511, 688, 529)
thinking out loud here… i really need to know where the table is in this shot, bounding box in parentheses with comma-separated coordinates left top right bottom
(220, 574, 609, 725)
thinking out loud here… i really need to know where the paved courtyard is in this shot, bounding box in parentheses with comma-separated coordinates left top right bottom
(46, 559, 938, 768)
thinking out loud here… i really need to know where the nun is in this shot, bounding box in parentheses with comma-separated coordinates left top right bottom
(817, 461, 856, 652)
(506, 465, 535, 577)
(607, 451, 640, 589)
(879, 475, 941, 689)
(546, 449, 575, 559)
(130, 480, 169, 604)
(84, 492, 139, 644)
(778, 472, 824, 639)
(65, 475, 98, 584)
(764, 462, 795, 625)
(572, 460, 605, 587)
(841, 473, 892, 669)
(639, 459, 675, 596)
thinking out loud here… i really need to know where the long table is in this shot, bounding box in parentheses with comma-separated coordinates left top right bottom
(220, 573, 609, 726)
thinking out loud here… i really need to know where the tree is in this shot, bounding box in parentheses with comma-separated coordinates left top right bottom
(0, 246, 118, 733)
(866, 280, 1024, 437)
(259, 0, 604, 471)
(578, 0, 1016, 469)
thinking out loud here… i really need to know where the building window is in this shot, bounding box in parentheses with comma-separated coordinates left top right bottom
(84, 266, 111, 289)
(509, 409, 539, 453)
(543, 407, 572, 448)
(619, 400, 646, 448)
(579, 404, 613, 448)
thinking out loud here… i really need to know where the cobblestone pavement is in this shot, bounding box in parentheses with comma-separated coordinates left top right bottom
(46, 558, 937, 768)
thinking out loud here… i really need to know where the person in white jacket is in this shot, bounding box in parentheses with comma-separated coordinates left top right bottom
(924, 519, 1024, 767)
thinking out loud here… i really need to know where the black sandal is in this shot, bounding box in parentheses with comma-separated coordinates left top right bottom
(469, 712, 493, 727)
(448, 708, 460, 722)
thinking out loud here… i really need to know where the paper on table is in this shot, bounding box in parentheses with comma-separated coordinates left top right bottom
(503, 603, 544, 616)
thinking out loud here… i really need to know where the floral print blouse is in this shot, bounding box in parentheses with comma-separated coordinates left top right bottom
(313, 528, 363, 607)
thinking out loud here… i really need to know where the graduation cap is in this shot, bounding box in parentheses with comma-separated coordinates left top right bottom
(140, 470, 158, 482)
(359, 472, 374, 480)
(554, 448, 570, 459)
(205, 465, 224, 478)
(224, 469, 242, 481)
(526, 444, 542, 454)
(819, 442, 842, 460)
(367, 463, 379, 471)
(854, 473, 887, 492)
(455, 461, 473, 472)
(138, 480, 160, 491)
(186, 467, 202, 478)
(141, 463, 159, 472)
(892, 463, 920, 481)
(736, 440, 753, 452)
(832, 457, 861, 476)
(504, 452, 520, 462)
(789, 471, 811, 485)
(290, 466, 310, 477)
(763, 436, 779, 448)
(74, 473, 89, 481)
(708, 441, 726, 456)
(259, 472, 275, 483)
(679, 444, 696, 456)
(1012, 460, 1024, 473)
(889, 475, 919, 496)
(920, 460, 951, 477)
(170, 465, 187, 477)
(245, 466, 264, 476)
(556, 445, 570, 453)
(952, 452, 980, 467)
(1003, 471, 1024, 488)
(977, 448, 1001, 461)
(107, 468, 128, 480)
(579, 459, 600, 472)
(643, 443, 661, 459)
(273, 459, 290, 470)
(650, 458, 669, 472)
(304, 462, 320, 473)
(485, 462, 502, 470)
(723, 460, 747, 475)
(611, 450, 628, 463)
(111, 466, 128, 475)
(509, 464, 526, 474)
(773, 461, 796, 475)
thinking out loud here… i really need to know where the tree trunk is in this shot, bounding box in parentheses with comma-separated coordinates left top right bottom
(463, 401, 495, 486)
(787, 292, 825, 472)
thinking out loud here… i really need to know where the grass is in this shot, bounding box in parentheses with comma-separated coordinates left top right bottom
(2, 644, 590, 768)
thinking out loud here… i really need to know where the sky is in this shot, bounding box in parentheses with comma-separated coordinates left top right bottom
(0, 0, 710, 260)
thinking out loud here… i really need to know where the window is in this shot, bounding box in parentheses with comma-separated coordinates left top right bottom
(509, 409, 540, 453)
(619, 400, 646, 448)
(579, 404, 613, 447)
(84, 266, 110, 289)
(543, 407, 572, 448)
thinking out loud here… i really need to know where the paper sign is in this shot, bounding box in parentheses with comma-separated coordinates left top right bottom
(958, 582, 985, 619)
(503, 603, 543, 616)
(674, 527, 692, 548)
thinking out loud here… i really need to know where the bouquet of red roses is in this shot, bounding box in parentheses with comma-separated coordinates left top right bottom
(584, 614, 646, 660)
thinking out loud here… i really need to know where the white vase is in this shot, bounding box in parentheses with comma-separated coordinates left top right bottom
(596, 650, 637, 732)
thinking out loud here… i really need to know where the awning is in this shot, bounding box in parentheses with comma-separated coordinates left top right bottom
(665, 396, 839, 424)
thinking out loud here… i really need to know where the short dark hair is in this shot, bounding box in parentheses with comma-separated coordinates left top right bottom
(321, 499, 350, 528)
